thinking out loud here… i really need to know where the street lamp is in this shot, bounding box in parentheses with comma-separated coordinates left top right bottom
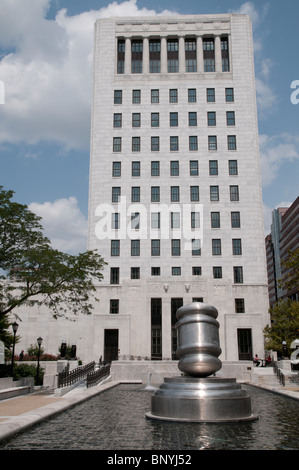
(36, 337, 43, 385)
(10, 322, 19, 377)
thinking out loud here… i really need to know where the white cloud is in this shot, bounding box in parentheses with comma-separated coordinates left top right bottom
(29, 197, 88, 254)
(259, 133, 299, 187)
(0, 0, 175, 151)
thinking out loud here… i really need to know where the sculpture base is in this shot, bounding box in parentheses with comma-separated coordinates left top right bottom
(145, 376, 258, 423)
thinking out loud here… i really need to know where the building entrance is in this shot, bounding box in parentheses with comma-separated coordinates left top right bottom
(104, 329, 119, 363)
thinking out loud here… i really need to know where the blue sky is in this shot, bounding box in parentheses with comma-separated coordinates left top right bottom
(0, 0, 298, 253)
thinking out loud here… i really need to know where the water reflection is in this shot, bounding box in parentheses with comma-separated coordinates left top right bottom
(1, 384, 299, 450)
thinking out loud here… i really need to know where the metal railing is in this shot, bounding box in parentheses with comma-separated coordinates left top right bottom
(273, 364, 285, 387)
(57, 361, 95, 388)
(86, 364, 111, 388)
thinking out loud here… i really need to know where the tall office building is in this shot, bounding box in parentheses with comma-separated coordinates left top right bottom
(88, 14, 269, 363)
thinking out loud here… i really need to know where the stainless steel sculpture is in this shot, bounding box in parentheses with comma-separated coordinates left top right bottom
(146, 302, 257, 422)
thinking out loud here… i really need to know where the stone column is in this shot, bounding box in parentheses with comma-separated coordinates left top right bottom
(179, 36, 185, 73)
(196, 35, 203, 73)
(161, 36, 167, 73)
(214, 35, 222, 73)
(143, 36, 149, 74)
(125, 37, 131, 74)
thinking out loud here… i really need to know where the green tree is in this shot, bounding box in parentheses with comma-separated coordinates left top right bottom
(264, 299, 299, 352)
(0, 186, 106, 347)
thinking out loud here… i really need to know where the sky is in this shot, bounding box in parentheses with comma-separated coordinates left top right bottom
(0, 0, 298, 254)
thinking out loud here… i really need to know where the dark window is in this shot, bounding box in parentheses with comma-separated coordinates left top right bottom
(229, 160, 238, 175)
(171, 239, 181, 256)
(112, 162, 121, 177)
(131, 240, 140, 256)
(203, 38, 215, 72)
(171, 186, 180, 202)
(110, 267, 119, 284)
(111, 240, 120, 256)
(234, 266, 243, 283)
(188, 88, 196, 102)
(192, 266, 202, 276)
(185, 38, 197, 72)
(207, 88, 215, 102)
(170, 161, 179, 176)
(232, 239, 242, 255)
(131, 40, 143, 73)
(131, 267, 140, 279)
(167, 39, 179, 72)
(132, 161, 140, 177)
(110, 299, 119, 314)
(231, 211, 241, 228)
(117, 40, 125, 74)
(151, 239, 160, 256)
(149, 40, 161, 73)
(211, 212, 220, 228)
(151, 161, 160, 176)
(114, 90, 122, 104)
(213, 266, 222, 278)
(235, 299, 245, 313)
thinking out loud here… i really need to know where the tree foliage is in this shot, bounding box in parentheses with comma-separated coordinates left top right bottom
(264, 299, 299, 352)
(0, 186, 106, 346)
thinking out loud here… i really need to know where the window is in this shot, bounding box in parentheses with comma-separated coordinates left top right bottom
(210, 186, 219, 201)
(171, 186, 180, 202)
(112, 213, 120, 230)
(110, 267, 119, 284)
(229, 160, 238, 175)
(114, 90, 122, 104)
(169, 89, 178, 103)
(111, 240, 120, 256)
(209, 160, 218, 175)
(171, 212, 180, 229)
(225, 88, 234, 102)
(151, 212, 160, 229)
(151, 186, 160, 202)
(232, 238, 242, 255)
(131, 267, 140, 279)
(170, 161, 179, 176)
(151, 161, 160, 176)
(113, 113, 122, 128)
(188, 89, 196, 102)
(132, 113, 141, 127)
(230, 185, 239, 201)
(189, 136, 198, 151)
(170, 136, 179, 151)
(131, 240, 140, 256)
(131, 212, 140, 230)
(192, 266, 202, 276)
(110, 299, 119, 314)
(207, 111, 216, 126)
(212, 239, 221, 256)
(150, 41, 161, 73)
(221, 37, 230, 72)
(151, 113, 159, 127)
(211, 212, 220, 228)
(207, 88, 215, 102)
(170, 112, 178, 127)
(172, 267, 181, 276)
(185, 38, 197, 72)
(167, 39, 179, 73)
(190, 160, 199, 176)
(113, 137, 121, 152)
(190, 186, 199, 201)
(189, 112, 197, 126)
(208, 136, 217, 151)
(112, 162, 121, 177)
(131, 40, 143, 73)
(231, 211, 241, 228)
(132, 89, 141, 103)
(228, 135, 237, 150)
(112, 187, 121, 203)
(213, 266, 222, 279)
(191, 212, 200, 228)
(151, 239, 160, 256)
(117, 40, 125, 74)
(192, 239, 201, 256)
(203, 38, 215, 72)
(210, 185, 219, 201)
(151, 267, 160, 276)
(226, 111, 235, 126)
(132, 137, 140, 152)
(235, 298, 245, 313)
(132, 161, 140, 177)
(151, 137, 160, 151)
(234, 266, 243, 283)
(131, 186, 140, 202)
(171, 239, 181, 256)
(151, 89, 159, 103)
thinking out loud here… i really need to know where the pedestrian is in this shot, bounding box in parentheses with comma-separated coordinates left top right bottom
(253, 354, 260, 367)
(19, 350, 24, 361)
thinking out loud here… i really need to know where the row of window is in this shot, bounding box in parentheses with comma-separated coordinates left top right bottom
(111, 211, 241, 230)
(109, 265, 244, 283)
(117, 36, 230, 74)
(111, 185, 240, 202)
(114, 87, 234, 104)
(110, 238, 243, 257)
(112, 135, 237, 152)
(113, 111, 236, 128)
(110, 297, 245, 314)
(112, 160, 239, 177)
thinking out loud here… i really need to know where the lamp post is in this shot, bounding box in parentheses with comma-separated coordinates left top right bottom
(11, 322, 19, 377)
(36, 337, 43, 385)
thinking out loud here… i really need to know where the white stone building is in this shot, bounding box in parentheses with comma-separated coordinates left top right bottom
(87, 14, 270, 364)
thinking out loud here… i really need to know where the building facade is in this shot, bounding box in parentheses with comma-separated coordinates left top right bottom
(87, 14, 270, 363)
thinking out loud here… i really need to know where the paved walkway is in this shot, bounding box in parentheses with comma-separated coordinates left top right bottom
(0, 373, 298, 445)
